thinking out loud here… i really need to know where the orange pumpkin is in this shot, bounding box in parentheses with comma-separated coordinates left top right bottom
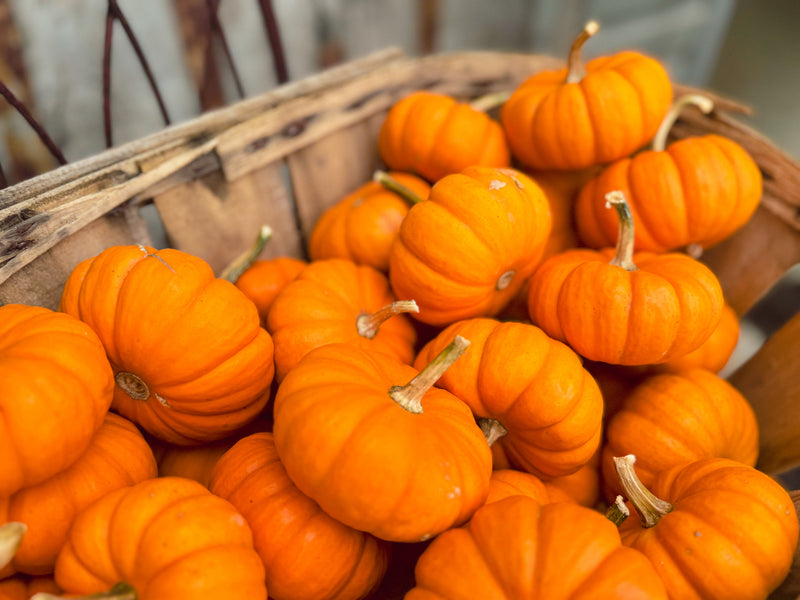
(52, 477, 266, 599)
(0, 304, 113, 496)
(390, 166, 552, 326)
(485, 469, 572, 506)
(415, 318, 602, 478)
(309, 171, 431, 272)
(273, 337, 492, 542)
(210, 432, 390, 600)
(501, 21, 672, 170)
(267, 258, 417, 381)
(59, 245, 275, 445)
(544, 448, 601, 508)
(378, 91, 510, 182)
(527, 191, 724, 365)
(615, 456, 798, 599)
(406, 496, 667, 599)
(0, 413, 156, 577)
(0, 575, 60, 599)
(234, 257, 306, 326)
(575, 94, 763, 252)
(601, 369, 758, 501)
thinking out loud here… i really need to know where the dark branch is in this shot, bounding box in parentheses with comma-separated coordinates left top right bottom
(257, 0, 289, 84)
(0, 80, 66, 165)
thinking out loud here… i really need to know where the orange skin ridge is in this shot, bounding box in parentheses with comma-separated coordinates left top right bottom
(234, 256, 306, 326)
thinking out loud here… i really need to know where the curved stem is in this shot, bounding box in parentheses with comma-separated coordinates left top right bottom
(605, 191, 637, 271)
(566, 21, 600, 84)
(478, 418, 508, 447)
(0, 522, 26, 569)
(388, 335, 471, 414)
(468, 91, 511, 112)
(356, 300, 419, 339)
(605, 495, 630, 525)
(613, 454, 673, 528)
(373, 170, 425, 205)
(32, 583, 136, 600)
(651, 94, 714, 152)
(220, 225, 273, 283)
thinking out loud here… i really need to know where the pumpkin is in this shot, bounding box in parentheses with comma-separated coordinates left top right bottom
(377, 91, 510, 183)
(0, 412, 157, 577)
(267, 258, 417, 381)
(485, 469, 572, 506)
(273, 337, 492, 542)
(527, 191, 724, 365)
(59, 245, 275, 445)
(415, 318, 602, 478)
(308, 171, 431, 272)
(602, 369, 758, 501)
(152, 438, 235, 489)
(406, 495, 668, 599)
(543, 448, 601, 508)
(575, 94, 763, 252)
(0, 575, 59, 600)
(234, 257, 306, 326)
(501, 21, 672, 170)
(209, 432, 390, 600)
(389, 166, 552, 326)
(614, 456, 798, 599)
(52, 477, 266, 599)
(0, 304, 113, 496)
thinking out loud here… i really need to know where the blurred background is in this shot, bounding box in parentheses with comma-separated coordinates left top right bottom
(0, 0, 798, 371)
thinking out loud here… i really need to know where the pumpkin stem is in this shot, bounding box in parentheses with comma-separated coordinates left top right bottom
(219, 225, 273, 283)
(468, 91, 511, 112)
(0, 522, 26, 569)
(373, 170, 425, 205)
(605, 495, 630, 526)
(116, 371, 150, 401)
(32, 583, 137, 600)
(496, 270, 515, 291)
(478, 418, 509, 447)
(356, 300, 419, 339)
(651, 94, 714, 152)
(613, 454, 673, 528)
(606, 191, 637, 271)
(389, 335, 471, 414)
(566, 21, 599, 84)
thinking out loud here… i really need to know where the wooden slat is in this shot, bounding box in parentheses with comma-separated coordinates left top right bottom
(730, 312, 800, 475)
(153, 162, 302, 273)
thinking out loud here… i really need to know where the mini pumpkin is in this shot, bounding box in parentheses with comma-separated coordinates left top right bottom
(234, 257, 306, 326)
(59, 245, 275, 445)
(501, 21, 672, 170)
(378, 91, 510, 182)
(390, 166, 552, 326)
(485, 469, 572, 506)
(527, 191, 724, 365)
(0, 304, 113, 496)
(575, 94, 763, 252)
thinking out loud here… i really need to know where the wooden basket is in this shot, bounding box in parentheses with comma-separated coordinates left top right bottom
(1, 48, 799, 482)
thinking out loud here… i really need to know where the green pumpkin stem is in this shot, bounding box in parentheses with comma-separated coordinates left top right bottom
(613, 454, 673, 528)
(31, 582, 136, 600)
(0, 521, 26, 569)
(389, 335, 471, 414)
(651, 94, 714, 152)
(356, 300, 419, 339)
(606, 191, 637, 271)
(219, 225, 273, 283)
(479, 418, 509, 447)
(566, 21, 600, 84)
(373, 170, 425, 205)
(468, 91, 511, 112)
(605, 495, 630, 526)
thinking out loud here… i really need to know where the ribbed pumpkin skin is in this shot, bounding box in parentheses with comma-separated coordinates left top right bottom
(485, 470, 572, 506)
(390, 167, 552, 326)
(620, 459, 799, 600)
(0, 304, 113, 496)
(309, 172, 431, 271)
(415, 319, 602, 478)
(378, 91, 510, 182)
(0, 413, 156, 576)
(602, 369, 758, 500)
(575, 135, 762, 252)
(59, 245, 275, 445)
(406, 496, 668, 599)
(527, 248, 724, 365)
(53, 477, 267, 600)
(501, 52, 672, 170)
(235, 257, 306, 326)
(267, 258, 417, 381)
(209, 432, 390, 600)
(273, 343, 492, 543)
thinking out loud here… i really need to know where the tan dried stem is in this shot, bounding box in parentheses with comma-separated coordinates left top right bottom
(0, 521, 26, 569)
(32, 582, 137, 600)
(468, 91, 511, 112)
(605, 495, 630, 525)
(356, 300, 419, 339)
(479, 418, 509, 447)
(651, 94, 715, 152)
(220, 225, 273, 283)
(566, 21, 600, 84)
(613, 454, 674, 528)
(606, 191, 637, 271)
(373, 170, 425, 204)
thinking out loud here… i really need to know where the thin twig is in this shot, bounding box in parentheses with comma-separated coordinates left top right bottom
(0, 80, 66, 165)
(102, 1, 114, 147)
(205, 0, 245, 98)
(257, 0, 289, 84)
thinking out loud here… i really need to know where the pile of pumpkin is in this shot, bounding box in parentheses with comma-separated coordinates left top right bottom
(2, 21, 798, 600)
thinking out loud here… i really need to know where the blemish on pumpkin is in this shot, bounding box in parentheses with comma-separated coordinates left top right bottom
(496, 270, 515, 290)
(489, 180, 506, 190)
(155, 393, 171, 408)
(694, 530, 702, 537)
(231, 514, 246, 527)
(353, 197, 365, 207)
(420, 533, 432, 542)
